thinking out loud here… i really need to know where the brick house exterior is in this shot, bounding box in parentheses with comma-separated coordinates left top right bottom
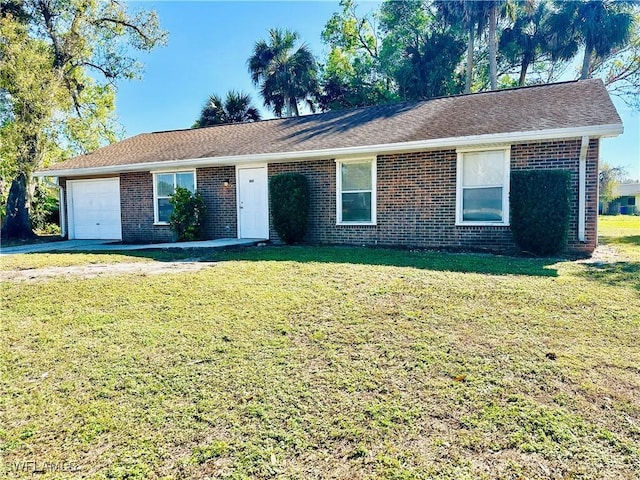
(39, 80, 621, 255)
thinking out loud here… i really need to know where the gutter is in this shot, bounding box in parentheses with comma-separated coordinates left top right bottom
(33, 123, 624, 178)
(43, 177, 66, 238)
(578, 136, 589, 243)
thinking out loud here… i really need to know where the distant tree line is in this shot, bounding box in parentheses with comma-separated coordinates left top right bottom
(195, 0, 639, 126)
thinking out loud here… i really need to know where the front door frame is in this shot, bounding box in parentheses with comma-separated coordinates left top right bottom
(235, 164, 269, 239)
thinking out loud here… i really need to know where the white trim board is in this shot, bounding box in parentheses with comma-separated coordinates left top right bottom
(35, 124, 623, 178)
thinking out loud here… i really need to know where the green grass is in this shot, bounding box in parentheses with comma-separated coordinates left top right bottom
(599, 215, 640, 261)
(1, 230, 639, 478)
(599, 214, 640, 238)
(0, 249, 206, 270)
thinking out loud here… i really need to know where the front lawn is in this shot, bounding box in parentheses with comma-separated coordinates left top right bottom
(599, 215, 640, 261)
(1, 236, 639, 478)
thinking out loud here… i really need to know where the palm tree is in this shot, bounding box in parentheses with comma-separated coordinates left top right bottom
(194, 91, 261, 127)
(486, 0, 518, 90)
(248, 28, 318, 117)
(437, 0, 491, 93)
(500, 0, 555, 86)
(549, 0, 634, 80)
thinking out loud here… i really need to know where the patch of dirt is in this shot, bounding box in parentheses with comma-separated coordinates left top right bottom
(0, 260, 215, 282)
(579, 244, 627, 265)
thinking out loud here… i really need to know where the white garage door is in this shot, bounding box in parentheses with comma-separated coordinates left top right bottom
(69, 178, 122, 240)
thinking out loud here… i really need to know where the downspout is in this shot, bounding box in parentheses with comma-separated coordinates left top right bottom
(578, 136, 589, 243)
(43, 176, 66, 238)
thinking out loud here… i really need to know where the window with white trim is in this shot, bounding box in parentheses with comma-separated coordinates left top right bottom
(153, 171, 196, 224)
(456, 149, 510, 225)
(337, 158, 376, 224)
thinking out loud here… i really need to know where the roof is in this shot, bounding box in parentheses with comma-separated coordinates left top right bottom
(616, 183, 640, 196)
(37, 79, 622, 177)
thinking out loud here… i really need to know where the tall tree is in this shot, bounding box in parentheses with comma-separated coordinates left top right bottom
(379, 1, 466, 100)
(599, 162, 627, 212)
(436, 0, 491, 93)
(194, 91, 261, 127)
(499, 0, 558, 86)
(486, 1, 517, 90)
(549, 0, 634, 80)
(248, 28, 318, 117)
(591, 15, 640, 109)
(394, 29, 466, 100)
(318, 0, 396, 110)
(0, 0, 166, 240)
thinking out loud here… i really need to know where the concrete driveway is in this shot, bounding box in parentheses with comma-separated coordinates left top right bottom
(0, 238, 262, 255)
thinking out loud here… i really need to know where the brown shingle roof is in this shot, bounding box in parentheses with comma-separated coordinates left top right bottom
(41, 79, 621, 173)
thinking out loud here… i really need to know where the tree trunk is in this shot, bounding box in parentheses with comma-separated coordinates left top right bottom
(519, 57, 531, 86)
(489, 4, 498, 90)
(1, 172, 33, 240)
(465, 24, 475, 93)
(283, 95, 297, 117)
(580, 43, 593, 79)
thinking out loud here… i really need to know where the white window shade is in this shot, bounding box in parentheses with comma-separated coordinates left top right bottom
(456, 148, 510, 226)
(336, 159, 377, 225)
(342, 163, 372, 190)
(462, 151, 504, 187)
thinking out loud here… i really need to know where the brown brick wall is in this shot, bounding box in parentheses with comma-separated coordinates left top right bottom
(120, 172, 174, 243)
(197, 166, 237, 239)
(60, 138, 598, 253)
(267, 138, 599, 253)
(118, 167, 238, 243)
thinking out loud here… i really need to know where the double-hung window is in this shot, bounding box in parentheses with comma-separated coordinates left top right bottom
(153, 171, 196, 224)
(336, 158, 376, 224)
(456, 148, 510, 225)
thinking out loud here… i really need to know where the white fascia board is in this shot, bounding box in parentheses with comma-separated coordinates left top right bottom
(34, 123, 623, 178)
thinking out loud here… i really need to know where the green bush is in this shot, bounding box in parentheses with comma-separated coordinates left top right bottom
(30, 182, 60, 233)
(169, 187, 206, 241)
(510, 170, 571, 255)
(269, 173, 309, 244)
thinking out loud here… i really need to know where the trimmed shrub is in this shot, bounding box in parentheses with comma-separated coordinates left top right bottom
(30, 182, 60, 234)
(269, 173, 309, 244)
(169, 187, 206, 241)
(510, 169, 571, 255)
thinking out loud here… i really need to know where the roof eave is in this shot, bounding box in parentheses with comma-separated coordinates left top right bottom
(34, 123, 624, 178)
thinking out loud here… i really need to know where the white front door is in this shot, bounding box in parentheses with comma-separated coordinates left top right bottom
(237, 166, 269, 239)
(69, 178, 122, 240)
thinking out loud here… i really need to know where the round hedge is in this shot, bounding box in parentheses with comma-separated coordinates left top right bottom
(510, 169, 571, 255)
(269, 173, 309, 244)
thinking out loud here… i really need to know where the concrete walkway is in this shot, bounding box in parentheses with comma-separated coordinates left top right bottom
(0, 238, 263, 255)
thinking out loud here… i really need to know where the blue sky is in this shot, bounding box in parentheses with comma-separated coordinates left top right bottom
(119, 1, 639, 180)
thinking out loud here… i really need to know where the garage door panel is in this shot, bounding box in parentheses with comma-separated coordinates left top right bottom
(70, 179, 122, 240)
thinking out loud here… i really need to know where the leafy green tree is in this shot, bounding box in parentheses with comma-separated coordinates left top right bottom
(499, 1, 555, 86)
(0, 0, 166, 240)
(549, 0, 635, 80)
(194, 91, 260, 127)
(591, 14, 640, 109)
(393, 29, 466, 100)
(599, 163, 627, 209)
(248, 28, 318, 117)
(318, 0, 396, 110)
(379, 1, 465, 100)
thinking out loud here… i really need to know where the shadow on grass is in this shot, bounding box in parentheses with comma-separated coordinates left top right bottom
(215, 246, 560, 277)
(578, 261, 640, 292)
(13, 245, 561, 277)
